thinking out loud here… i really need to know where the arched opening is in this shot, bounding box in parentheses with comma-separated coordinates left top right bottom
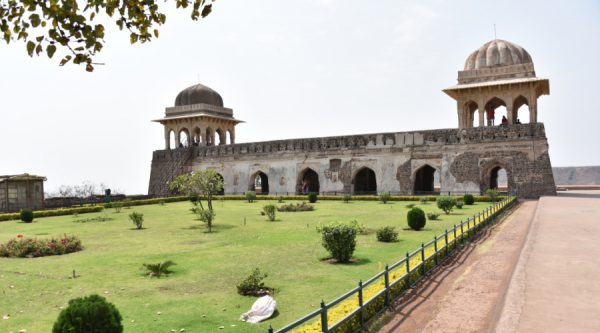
(192, 127, 202, 146)
(250, 171, 269, 194)
(353, 167, 377, 195)
(484, 97, 507, 127)
(205, 127, 214, 146)
(215, 173, 225, 195)
(413, 165, 440, 194)
(464, 101, 480, 128)
(168, 130, 176, 150)
(298, 168, 320, 194)
(489, 166, 508, 193)
(216, 128, 225, 145)
(179, 128, 190, 148)
(512, 95, 529, 125)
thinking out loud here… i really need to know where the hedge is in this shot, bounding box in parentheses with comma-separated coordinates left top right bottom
(0, 206, 104, 222)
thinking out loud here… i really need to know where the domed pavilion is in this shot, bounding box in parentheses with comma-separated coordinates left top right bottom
(153, 83, 243, 149)
(443, 39, 550, 129)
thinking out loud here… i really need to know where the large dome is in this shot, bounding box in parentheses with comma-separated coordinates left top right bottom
(464, 39, 533, 71)
(174, 83, 224, 107)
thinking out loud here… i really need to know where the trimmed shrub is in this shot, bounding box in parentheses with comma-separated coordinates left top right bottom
(419, 197, 429, 204)
(112, 201, 123, 213)
(277, 202, 314, 212)
(52, 294, 123, 333)
(320, 224, 357, 263)
(379, 192, 391, 204)
(343, 194, 352, 203)
(262, 204, 276, 221)
(316, 220, 366, 235)
(436, 196, 457, 214)
(405, 203, 415, 209)
(427, 212, 440, 220)
(20, 209, 34, 223)
(407, 207, 426, 231)
(308, 192, 318, 203)
(237, 268, 272, 296)
(129, 212, 144, 229)
(245, 191, 257, 203)
(142, 260, 176, 278)
(0, 234, 82, 258)
(456, 201, 464, 209)
(376, 226, 398, 242)
(463, 194, 475, 205)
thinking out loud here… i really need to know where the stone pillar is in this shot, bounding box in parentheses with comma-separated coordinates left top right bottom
(457, 102, 464, 129)
(164, 128, 170, 149)
(230, 127, 236, 144)
(478, 109, 485, 127)
(529, 99, 537, 124)
(506, 104, 514, 124)
(175, 131, 181, 148)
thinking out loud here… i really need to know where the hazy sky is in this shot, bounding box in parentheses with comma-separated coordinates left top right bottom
(1, 0, 598, 194)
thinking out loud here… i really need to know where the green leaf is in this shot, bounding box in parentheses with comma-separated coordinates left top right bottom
(26, 41, 35, 56)
(59, 55, 72, 66)
(130, 33, 138, 44)
(46, 44, 56, 58)
(153, 29, 159, 38)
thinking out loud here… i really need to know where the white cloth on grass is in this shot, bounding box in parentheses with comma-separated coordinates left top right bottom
(240, 295, 277, 324)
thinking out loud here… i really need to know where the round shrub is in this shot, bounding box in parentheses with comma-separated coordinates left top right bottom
(456, 201, 464, 209)
(463, 194, 475, 205)
(20, 209, 34, 223)
(407, 207, 426, 231)
(308, 192, 318, 203)
(427, 212, 440, 220)
(245, 191, 257, 203)
(52, 294, 123, 333)
(376, 226, 398, 242)
(320, 224, 357, 263)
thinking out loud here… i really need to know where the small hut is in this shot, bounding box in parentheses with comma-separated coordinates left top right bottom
(0, 174, 46, 212)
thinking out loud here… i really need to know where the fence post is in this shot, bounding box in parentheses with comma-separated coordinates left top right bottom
(445, 229, 449, 257)
(461, 220, 465, 243)
(384, 265, 390, 306)
(453, 224, 457, 248)
(420, 243, 425, 275)
(320, 300, 328, 333)
(358, 280, 364, 327)
(405, 253, 411, 288)
(268, 325, 274, 333)
(433, 235, 438, 265)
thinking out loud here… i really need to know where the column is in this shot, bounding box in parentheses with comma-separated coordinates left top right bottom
(164, 127, 170, 149)
(506, 104, 514, 124)
(175, 131, 181, 148)
(529, 99, 537, 124)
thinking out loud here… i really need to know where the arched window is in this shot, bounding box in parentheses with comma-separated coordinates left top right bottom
(413, 165, 440, 194)
(192, 127, 202, 146)
(512, 95, 529, 125)
(353, 167, 377, 195)
(298, 168, 319, 194)
(179, 128, 190, 148)
(484, 97, 507, 127)
(250, 171, 269, 194)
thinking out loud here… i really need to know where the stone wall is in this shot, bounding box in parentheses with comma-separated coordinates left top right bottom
(148, 123, 556, 198)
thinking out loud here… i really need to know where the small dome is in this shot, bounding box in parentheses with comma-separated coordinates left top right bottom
(464, 39, 533, 71)
(174, 83, 223, 107)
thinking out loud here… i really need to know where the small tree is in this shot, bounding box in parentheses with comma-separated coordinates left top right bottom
(343, 194, 352, 203)
(436, 196, 457, 214)
(169, 170, 224, 233)
(262, 204, 276, 221)
(237, 268, 271, 296)
(486, 188, 499, 202)
(52, 294, 123, 333)
(379, 192, 392, 204)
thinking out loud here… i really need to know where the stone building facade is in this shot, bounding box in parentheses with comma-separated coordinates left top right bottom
(148, 39, 556, 198)
(0, 174, 46, 212)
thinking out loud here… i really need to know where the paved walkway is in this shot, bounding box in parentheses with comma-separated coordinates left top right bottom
(379, 191, 600, 333)
(495, 191, 600, 332)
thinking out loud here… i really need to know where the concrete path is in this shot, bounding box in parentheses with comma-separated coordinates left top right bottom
(495, 191, 600, 332)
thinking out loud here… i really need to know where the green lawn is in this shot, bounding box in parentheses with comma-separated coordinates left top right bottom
(0, 199, 490, 332)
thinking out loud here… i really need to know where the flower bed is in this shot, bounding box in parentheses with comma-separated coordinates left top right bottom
(0, 234, 82, 258)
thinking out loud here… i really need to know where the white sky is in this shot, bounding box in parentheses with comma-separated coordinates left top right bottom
(1, 0, 598, 195)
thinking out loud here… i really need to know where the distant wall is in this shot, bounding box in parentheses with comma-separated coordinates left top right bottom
(553, 166, 600, 185)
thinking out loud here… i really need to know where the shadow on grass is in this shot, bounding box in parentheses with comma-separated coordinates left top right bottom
(320, 257, 372, 266)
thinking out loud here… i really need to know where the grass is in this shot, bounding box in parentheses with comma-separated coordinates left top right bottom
(0, 200, 489, 332)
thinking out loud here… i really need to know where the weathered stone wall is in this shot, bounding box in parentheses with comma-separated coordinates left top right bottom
(148, 123, 556, 198)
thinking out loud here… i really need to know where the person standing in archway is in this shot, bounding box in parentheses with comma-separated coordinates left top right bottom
(487, 109, 495, 126)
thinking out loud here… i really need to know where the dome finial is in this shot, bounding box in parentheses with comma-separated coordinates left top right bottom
(493, 23, 497, 40)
